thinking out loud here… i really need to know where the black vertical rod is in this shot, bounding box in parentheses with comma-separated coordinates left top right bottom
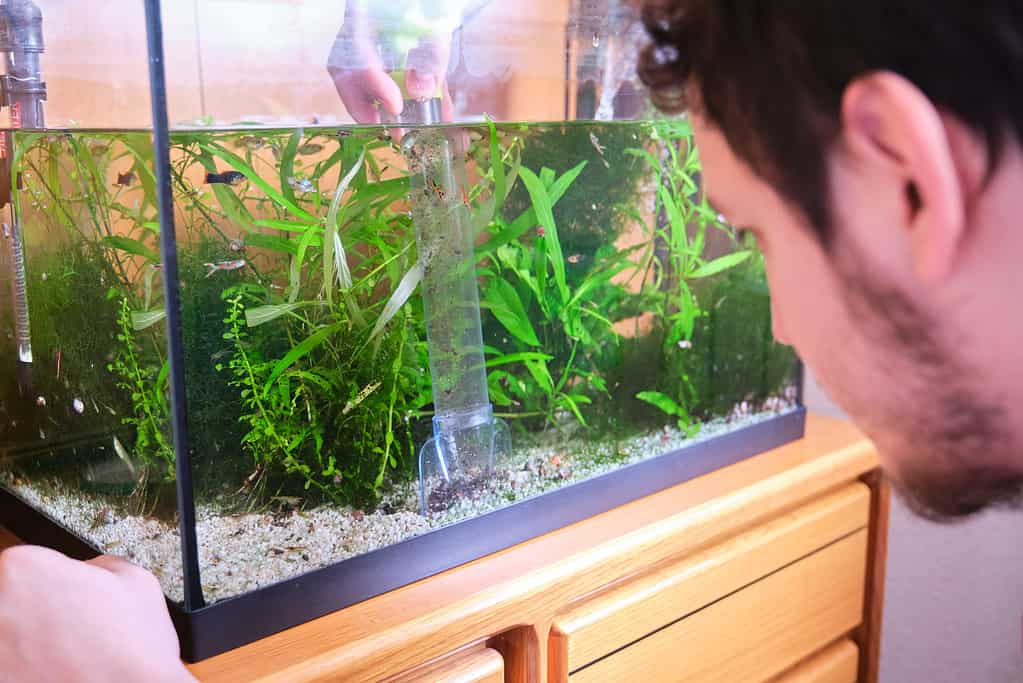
(142, 0, 204, 611)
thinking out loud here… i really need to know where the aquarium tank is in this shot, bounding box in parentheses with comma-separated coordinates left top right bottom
(0, 0, 803, 660)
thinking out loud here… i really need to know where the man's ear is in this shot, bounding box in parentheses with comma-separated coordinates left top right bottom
(839, 71, 966, 284)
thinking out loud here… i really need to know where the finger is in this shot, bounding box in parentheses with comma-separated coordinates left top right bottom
(331, 70, 403, 124)
(405, 37, 451, 100)
(405, 69, 438, 101)
(86, 554, 139, 575)
(440, 82, 455, 122)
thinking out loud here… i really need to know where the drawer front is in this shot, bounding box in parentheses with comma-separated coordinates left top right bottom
(568, 530, 868, 683)
(385, 647, 504, 683)
(770, 640, 859, 683)
(552, 484, 870, 675)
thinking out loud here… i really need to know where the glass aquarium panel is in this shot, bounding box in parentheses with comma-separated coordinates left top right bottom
(0, 130, 185, 598)
(1, 118, 799, 603)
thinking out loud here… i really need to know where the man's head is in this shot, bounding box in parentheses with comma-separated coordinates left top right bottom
(638, 0, 1023, 520)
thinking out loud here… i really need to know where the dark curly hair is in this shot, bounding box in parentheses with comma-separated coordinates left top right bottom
(637, 0, 1023, 242)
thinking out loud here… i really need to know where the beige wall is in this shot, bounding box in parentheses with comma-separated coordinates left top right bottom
(803, 370, 1023, 683)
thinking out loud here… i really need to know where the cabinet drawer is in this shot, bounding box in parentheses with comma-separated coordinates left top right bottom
(770, 640, 859, 683)
(384, 647, 504, 683)
(551, 484, 870, 675)
(568, 530, 867, 683)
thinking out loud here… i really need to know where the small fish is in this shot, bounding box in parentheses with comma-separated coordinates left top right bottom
(90, 507, 114, 531)
(426, 178, 446, 200)
(297, 143, 323, 155)
(287, 177, 316, 193)
(112, 436, 136, 476)
(233, 135, 265, 151)
(589, 131, 611, 169)
(460, 185, 471, 208)
(228, 238, 245, 252)
(337, 129, 352, 140)
(72, 398, 85, 414)
(204, 259, 246, 277)
(205, 171, 246, 186)
(114, 170, 136, 187)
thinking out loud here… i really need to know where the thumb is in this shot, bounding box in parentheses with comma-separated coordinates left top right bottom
(405, 69, 438, 100)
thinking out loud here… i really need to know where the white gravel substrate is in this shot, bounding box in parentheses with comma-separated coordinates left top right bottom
(1, 394, 797, 604)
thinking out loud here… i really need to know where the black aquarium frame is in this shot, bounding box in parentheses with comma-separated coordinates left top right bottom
(0, 0, 809, 663)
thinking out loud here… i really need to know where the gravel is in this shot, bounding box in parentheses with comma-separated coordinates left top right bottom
(0, 392, 797, 604)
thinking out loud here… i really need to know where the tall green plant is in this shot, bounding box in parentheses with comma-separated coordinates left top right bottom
(108, 297, 174, 479)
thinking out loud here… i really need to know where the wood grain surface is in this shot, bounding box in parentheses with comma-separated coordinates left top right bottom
(568, 530, 868, 683)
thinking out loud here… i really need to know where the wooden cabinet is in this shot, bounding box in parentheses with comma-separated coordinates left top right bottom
(550, 485, 871, 681)
(385, 648, 505, 683)
(0, 415, 888, 682)
(770, 641, 860, 683)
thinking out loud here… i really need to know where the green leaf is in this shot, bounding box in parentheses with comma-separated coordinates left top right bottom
(476, 160, 585, 257)
(487, 372, 513, 407)
(485, 351, 554, 368)
(264, 323, 342, 391)
(102, 236, 159, 262)
(324, 147, 366, 308)
(369, 262, 422, 341)
(245, 302, 313, 327)
(289, 224, 322, 304)
(485, 114, 507, 216)
(636, 391, 684, 417)
(483, 279, 540, 346)
(245, 233, 299, 255)
(518, 166, 569, 304)
(524, 359, 554, 395)
(130, 309, 166, 331)
(254, 219, 320, 234)
(689, 250, 752, 279)
(280, 129, 302, 204)
(558, 394, 588, 427)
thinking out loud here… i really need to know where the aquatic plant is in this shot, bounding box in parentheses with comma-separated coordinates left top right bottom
(108, 297, 174, 479)
(477, 160, 633, 427)
(618, 119, 757, 429)
(2, 117, 794, 513)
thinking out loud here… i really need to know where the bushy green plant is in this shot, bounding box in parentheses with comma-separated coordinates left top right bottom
(108, 297, 174, 479)
(477, 161, 632, 427)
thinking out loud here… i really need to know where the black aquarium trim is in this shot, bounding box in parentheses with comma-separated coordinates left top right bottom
(142, 0, 204, 611)
(1, 407, 804, 660)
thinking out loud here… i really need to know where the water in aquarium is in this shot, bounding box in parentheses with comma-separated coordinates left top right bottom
(0, 120, 798, 602)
